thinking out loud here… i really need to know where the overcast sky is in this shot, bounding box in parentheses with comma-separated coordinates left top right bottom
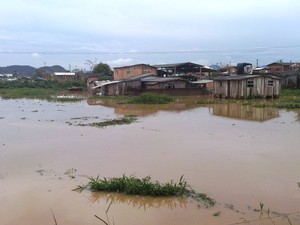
(0, 0, 300, 70)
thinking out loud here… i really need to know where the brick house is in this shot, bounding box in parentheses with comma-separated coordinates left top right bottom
(267, 62, 293, 74)
(113, 64, 157, 80)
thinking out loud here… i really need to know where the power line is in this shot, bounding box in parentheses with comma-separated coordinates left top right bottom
(0, 45, 299, 55)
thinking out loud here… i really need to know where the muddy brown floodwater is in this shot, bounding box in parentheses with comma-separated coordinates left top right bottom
(0, 98, 300, 225)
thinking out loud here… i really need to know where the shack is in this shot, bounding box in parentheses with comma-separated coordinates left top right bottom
(213, 75, 281, 98)
(92, 74, 154, 96)
(141, 76, 188, 90)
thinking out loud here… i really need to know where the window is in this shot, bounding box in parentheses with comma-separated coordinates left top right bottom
(247, 80, 254, 87)
(166, 83, 175, 89)
(268, 80, 274, 86)
(143, 68, 152, 74)
(126, 70, 134, 75)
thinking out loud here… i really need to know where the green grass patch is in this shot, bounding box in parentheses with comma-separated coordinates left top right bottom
(213, 211, 221, 217)
(78, 115, 137, 128)
(0, 88, 59, 100)
(0, 80, 85, 101)
(54, 97, 84, 103)
(195, 100, 224, 104)
(75, 175, 216, 207)
(128, 93, 174, 104)
(280, 89, 300, 97)
(90, 95, 132, 104)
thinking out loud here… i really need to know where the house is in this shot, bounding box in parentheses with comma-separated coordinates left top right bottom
(267, 62, 293, 74)
(141, 76, 188, 90)
(113, 64, 157, 80)
(91, 74, 197, 96)
(213, 75, 281, 98)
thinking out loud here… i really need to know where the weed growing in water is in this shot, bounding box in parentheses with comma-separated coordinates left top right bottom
(75, 175, 216, 207)
(259, 202, 264, 212)
(128, 93, 174, 104)
(77, 115, 137, 128)
(213, 211, 221, 217)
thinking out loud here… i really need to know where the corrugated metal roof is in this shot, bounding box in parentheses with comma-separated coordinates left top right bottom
(141, 76, 188, 83)
(153, 62, 204, 68)
(191, 79, 213, 84)
(53, 72, 75, 76)
(212, 75, 281, 81)
(124, 73, 155, 81)
(91, 80, 121, 89)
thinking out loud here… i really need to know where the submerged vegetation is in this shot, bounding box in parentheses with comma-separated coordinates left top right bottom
(241, 89, 300, 109)
(92, 93, 174, 105)
(75, 175, 216, 207)
(128, 93, 174, 104)
(76, 115, 138, 128)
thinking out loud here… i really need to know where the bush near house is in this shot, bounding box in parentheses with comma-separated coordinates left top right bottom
(128, 93, 174, 104)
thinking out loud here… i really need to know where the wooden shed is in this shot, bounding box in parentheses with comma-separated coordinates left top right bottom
(213, 75, 281, 98)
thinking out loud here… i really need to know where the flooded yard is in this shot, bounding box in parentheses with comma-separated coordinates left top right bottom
(0, 97, 300, 225)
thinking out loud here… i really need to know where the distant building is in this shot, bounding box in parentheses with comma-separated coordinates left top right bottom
(52, 72, 76, 81)
(267, 62, 293, 74)
(237, 63, 252, 75)
(219, 66, 237, 75)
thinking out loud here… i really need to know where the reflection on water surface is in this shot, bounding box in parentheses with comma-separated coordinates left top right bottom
(88, 191, 188, 211)
(88, 98, 281, 122)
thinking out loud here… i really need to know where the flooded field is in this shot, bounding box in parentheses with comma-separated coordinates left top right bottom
(0, 97, 300, 225)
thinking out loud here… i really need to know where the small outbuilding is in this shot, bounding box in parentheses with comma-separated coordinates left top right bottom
(213, 75, 281, 98)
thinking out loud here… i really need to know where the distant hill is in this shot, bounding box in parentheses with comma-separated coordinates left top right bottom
(0, 65, 36, 76)
(0, 65, 67, 77)
(37, 65, 67, 74)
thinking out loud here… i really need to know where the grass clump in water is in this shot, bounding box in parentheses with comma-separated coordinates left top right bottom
(75, 175, 216, 207)
(129, 93, 174, 104)
(79, 115, 137, 128)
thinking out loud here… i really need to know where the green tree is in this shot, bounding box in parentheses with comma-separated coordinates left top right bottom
(93, 63, 113, 77)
